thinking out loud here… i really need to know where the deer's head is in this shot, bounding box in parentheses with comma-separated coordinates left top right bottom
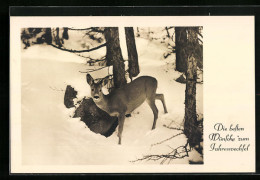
(86, 74, 109, 102)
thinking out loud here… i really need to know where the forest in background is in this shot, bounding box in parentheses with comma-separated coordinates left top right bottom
(20, 26, 203, 165)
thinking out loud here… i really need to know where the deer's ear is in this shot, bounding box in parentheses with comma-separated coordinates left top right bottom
(102, 76, 109, 86)
(86, 74, 94, 85)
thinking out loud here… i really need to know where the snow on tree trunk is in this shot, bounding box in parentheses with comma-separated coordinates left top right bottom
(104, 27, 127, 88)
(184, 27, 201, 147)
(175, 27, 187, 73)
(125, 27, 140, 81)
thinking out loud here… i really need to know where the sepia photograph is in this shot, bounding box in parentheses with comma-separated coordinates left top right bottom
(20, 26, 203, 165)
(10, 15, 255, 173)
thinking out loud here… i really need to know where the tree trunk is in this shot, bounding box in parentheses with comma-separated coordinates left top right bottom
(104, 27, 127, 89)
(55, 27, 62, 47)
(125, 27, 140, 81)
(184, 27, 201, 147)
(62, 27, 69, 40)
(44, 28, 52, 44)
(175, 27, 187, 73)
(165, 27, 170, 38)
(136, 27, 140, 37)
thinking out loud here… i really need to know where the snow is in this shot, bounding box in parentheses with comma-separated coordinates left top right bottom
(21, 30, 203, 165)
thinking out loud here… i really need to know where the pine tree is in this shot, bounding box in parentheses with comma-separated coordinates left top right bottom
(184, 27, 201, 147)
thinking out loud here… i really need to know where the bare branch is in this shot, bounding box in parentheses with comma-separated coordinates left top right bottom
(49, 42, 107, 53)
(74, 53, 106, 64)
(131, 143, 191, 164)
(87, 59, 106, 64)
(49, 86, 65, 92)
(67, 27, 93, 31)
(165, 26, 174, 30)
(67, 27, 104, 33)
(79, 66, 108, 73)
(151, 132, 184, 147)
(163, 124, 184, 131)
(198, 32, 203, 38)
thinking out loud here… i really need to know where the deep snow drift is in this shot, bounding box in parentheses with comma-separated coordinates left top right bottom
(21, 34, 203, 165)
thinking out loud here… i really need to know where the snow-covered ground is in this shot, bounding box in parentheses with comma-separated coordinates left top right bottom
(21, 31, 203, 165)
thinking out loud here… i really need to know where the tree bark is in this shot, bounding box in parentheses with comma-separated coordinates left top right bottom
(62, 27, 69, 40)
(184, 27, 201, 147)
(175, 27, 187, 73)
(55, 28, 62, 47)
(165, 27, 170, 38)
(104, 27, 127, 88)
(125, 27, 140, 80)
(136, 27, 140, 37)
(44, 28, 52, 44)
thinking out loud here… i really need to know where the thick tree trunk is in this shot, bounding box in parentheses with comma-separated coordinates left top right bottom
(125, 27, 140, 80)
(175, 27, 187, 73)
(104, 27, 127, 88)
(184, 27, 201, 147)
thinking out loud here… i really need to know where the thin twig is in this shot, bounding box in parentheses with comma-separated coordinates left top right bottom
(87, 59, 106, 64)
(163, 124, 184, 131)
(151, 132, 184, 147)
(68, 27, 104, 33)
(131, 143, 191, 163)
(67, 27, 93, 31)
(79, 66, 108, 73)
(49, 86, 65, 92)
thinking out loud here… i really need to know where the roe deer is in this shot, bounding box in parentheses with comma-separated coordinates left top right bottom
(86, 74, 168, 144)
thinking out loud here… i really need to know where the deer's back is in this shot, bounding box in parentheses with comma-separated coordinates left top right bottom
(109, 76, 158, 114)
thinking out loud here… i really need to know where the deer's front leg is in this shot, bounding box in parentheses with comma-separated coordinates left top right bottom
(117, 113, 126, 145)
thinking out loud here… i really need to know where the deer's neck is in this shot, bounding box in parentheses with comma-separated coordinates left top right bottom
(95, 94, 110, 113)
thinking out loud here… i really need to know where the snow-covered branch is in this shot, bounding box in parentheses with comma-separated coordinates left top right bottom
(49, 42, 107, 53)
(67, 27, 104, 33)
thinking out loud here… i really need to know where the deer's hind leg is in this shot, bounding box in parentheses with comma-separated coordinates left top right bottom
(145, 83, 159, 130)
(146, 97, 158, 130)
(117, 113, 126, 145)
(155, 94, 168, 113)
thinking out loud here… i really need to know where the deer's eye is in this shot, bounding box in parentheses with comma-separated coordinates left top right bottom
(99, 89, 101, 92)
(91, 89, 94, 91)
